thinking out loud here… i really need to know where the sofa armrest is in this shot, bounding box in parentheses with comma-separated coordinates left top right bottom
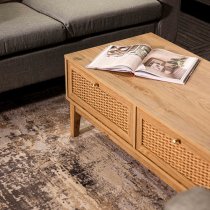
(164, 187, 210, 210)
(157, 0, 181, 42)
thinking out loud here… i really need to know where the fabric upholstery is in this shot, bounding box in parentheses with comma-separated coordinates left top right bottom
(22, 0, 162, 38)
(165, 187, 210, 210)
(157, 0, 181, 42)
(0, 23, 155, 93)
(0, 2, 66, 56)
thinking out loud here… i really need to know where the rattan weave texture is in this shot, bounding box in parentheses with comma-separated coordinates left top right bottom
(72, 70, 129, 133)
(141, 120, 210, 188)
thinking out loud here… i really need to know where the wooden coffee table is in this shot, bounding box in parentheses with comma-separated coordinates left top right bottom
(65, 33, 210, 191)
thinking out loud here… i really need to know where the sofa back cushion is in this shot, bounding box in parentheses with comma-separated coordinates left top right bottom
(22, 0, 162, 38)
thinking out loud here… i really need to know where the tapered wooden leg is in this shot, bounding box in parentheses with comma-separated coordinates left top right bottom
(70, 103, 81, 137)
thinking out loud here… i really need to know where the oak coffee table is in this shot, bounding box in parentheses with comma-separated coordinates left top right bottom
(65, 33, 210, 191)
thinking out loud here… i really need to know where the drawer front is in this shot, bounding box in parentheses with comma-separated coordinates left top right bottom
(68, 67, 133, 144)
(136, 110, 210, 189)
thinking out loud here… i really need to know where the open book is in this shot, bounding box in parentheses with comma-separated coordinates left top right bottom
(87, 44, 199, 84)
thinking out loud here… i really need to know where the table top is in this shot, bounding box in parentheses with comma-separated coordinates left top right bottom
(65, 33, 210, 156)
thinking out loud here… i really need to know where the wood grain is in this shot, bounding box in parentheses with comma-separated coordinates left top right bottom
(65, 33, 210, 190)
(70, 103, 81, 137)
(65, 33, 210, 154)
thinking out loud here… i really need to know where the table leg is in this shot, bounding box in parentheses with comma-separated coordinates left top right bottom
(70, 103, 81, 137)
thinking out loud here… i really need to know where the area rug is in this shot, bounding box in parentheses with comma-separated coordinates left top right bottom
(0, 94, 176, 210)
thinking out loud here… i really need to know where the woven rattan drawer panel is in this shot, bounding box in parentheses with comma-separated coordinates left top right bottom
(71, 68, 132, 140)
(139, 119, 210, 188)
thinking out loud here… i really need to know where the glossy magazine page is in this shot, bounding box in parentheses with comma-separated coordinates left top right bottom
(87, 44, 151, 72)
(135, 48, 199, 83)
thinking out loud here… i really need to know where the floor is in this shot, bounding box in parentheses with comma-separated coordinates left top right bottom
(0, 95, 175, 210)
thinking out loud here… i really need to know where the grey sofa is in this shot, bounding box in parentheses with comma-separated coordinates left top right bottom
(165, 187, 210, 210)
(0, 0, 180, 94)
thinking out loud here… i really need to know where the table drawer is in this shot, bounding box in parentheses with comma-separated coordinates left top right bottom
(67, 66, 134, 144)
(136, 109, 210, 189)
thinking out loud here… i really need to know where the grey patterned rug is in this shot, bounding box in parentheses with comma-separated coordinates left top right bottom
(0, 94, 176, 210)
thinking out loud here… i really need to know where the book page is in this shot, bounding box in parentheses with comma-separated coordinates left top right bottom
(87, 44, 151, 72)
(135, 48, 199, 83)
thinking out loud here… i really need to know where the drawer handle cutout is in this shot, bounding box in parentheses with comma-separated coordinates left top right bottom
(171, 139, 181, 145)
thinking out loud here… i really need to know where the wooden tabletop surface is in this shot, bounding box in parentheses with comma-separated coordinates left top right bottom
(65, 33, 210, 156)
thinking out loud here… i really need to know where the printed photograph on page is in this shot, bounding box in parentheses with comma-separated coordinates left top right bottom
(107, 44, 151, 60)
(136, 49, 195, 79)
(91, 44, 152, 71)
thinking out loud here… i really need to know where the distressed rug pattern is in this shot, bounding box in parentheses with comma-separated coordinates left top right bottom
(0, 95, 175, 210)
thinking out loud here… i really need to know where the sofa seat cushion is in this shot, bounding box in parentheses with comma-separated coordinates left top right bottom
(0, 3, 66, 57)
(22, 0, 162, 38)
